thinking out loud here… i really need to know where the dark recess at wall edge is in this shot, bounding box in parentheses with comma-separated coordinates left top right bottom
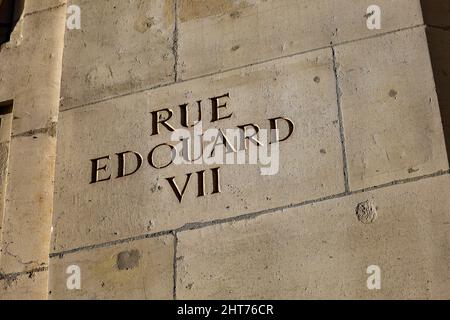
(0, 0, 24, 46)
(421, 0, 450, 164)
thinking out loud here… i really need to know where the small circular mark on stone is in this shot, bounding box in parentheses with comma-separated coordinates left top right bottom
(314, 76, 321, 83)
(356, 200, 378, 224)
(389, 89, 398, 99)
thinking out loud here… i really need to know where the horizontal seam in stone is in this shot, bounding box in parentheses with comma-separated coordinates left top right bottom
(12, 124, 57, 138)
(23, 3, 66, 18)
(59, 24, 425, 113)
(0, 266, 48, 281)
(49, 168, 450, 258)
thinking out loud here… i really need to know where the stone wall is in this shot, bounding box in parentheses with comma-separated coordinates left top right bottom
(0, 1, 66, 299)
(1, 0, 450, 299)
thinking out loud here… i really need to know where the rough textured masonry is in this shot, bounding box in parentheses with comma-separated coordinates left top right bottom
(0, 0, 449, 300)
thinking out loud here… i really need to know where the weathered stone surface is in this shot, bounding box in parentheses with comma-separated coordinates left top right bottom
(52, 48, 344, 252)
(0, 142, 9, 240)
(49, 235, 174, 299)
(176, 174, 450, 299)
(60, 0, 175, 110)
(177, 0, 423, 79)
(0, 3, 65, 299)
(0, 111, 12, 258)
(0, 271, 48, 300)
(0, 112, 12, 143)
(2, 0, 449, 301)
(0, 134, 56, 274)
(0, 7, 66, 136)
(335, 27, 448, 190)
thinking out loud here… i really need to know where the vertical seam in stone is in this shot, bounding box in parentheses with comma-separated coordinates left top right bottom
(172, 231, 178, 300)
(0, 101, 13, 275)
(331, 46, 350, 194)
(173, 0, 179, 82)
(0, 142, 11, 266)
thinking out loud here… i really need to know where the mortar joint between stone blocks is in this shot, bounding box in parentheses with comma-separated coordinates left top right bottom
(172, 231, 178, 300)
(0, 266, 48, 282)
(331, 46, 350, 194)
(173, 0, 179, 83)
(48, 171, 450, 260)
(23, 2, 67, 18)
(59, 24, 426, 113)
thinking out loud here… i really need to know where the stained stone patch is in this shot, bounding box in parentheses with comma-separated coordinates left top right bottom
(355, 200, 377, 224)
(49, 236, 174, 300)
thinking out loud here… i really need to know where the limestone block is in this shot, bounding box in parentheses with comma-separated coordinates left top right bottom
(0, 6, 66, 135)
(60, 0, 176, 110)
(335, 27, 448, 190)
(52, 48, 344, 252)
(177, 174, 450, 300)
(0, 109, 12, 260)
(49, 235, 174, 299)
(178, 0, 423, 79)
(0, 134, 56, 274)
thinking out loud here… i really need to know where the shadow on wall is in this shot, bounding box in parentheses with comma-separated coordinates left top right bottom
(421, 0, 450, 163)
(0, 0, 24, 45)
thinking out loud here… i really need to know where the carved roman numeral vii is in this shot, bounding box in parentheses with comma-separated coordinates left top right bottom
(165, 167, 221, 203)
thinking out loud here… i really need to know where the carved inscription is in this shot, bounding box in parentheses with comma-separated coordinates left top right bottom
(90, 93, 294, 202)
